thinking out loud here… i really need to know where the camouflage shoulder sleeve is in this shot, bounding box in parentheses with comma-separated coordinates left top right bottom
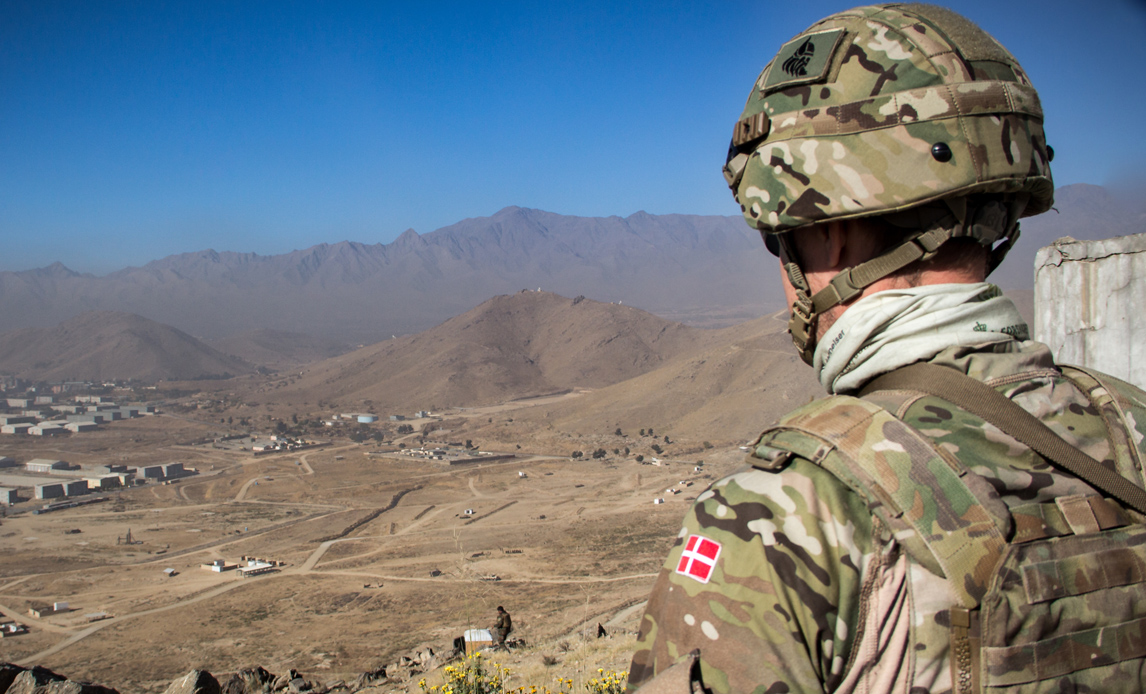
(628, 459, 879, 694)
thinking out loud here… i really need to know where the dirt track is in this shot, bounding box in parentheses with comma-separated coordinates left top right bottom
(0, 438, 731, 688)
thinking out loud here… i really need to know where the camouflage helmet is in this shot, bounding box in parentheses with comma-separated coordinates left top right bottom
(723, 3, 1055, 363)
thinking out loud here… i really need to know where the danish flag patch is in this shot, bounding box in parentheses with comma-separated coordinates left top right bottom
(676, 534, 722, 583)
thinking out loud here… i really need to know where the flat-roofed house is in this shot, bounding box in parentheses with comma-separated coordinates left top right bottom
(29, 424, 65, 436)
(34, 483, 65, 500)
(138, 465, 164, 479)
(26, 459, 68, 473)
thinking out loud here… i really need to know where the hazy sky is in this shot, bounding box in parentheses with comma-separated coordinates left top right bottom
(3, 0, 1145, 275)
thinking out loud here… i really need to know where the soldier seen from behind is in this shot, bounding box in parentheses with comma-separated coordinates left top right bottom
(628, 4, 1146, 694)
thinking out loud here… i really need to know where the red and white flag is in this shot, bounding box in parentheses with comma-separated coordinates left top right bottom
(676, 534, 721, 583)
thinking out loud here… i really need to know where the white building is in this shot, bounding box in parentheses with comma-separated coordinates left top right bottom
(29, 424, 65, 436)
(86, 476, 122, 490)
(26, 459, 68, 473)
(0, 488, 18, 506)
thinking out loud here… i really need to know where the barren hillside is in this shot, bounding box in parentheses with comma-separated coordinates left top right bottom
(208, 329, 353, 369)
(0, 311, 252, 382)
(463, 311, 821, 446)
(253, 291, 719, 411)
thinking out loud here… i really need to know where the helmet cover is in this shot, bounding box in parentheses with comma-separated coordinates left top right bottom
(723, 3, 1054, 236)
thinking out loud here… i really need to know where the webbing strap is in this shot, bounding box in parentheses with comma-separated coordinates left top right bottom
(809, 226, 951, 312)
(860, 363, 1146, 516)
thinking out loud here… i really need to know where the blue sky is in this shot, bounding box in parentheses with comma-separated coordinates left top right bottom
(3, 0, 1145, 275)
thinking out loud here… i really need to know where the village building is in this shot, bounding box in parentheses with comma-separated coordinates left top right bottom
(26, 459, 69, 473)
(34, 483, 65, 500)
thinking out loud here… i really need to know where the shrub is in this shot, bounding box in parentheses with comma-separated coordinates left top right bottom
(584, 670, 628, 694)
(420, 652, 510, 694)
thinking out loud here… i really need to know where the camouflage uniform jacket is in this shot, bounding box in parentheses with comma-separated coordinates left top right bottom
(628, 340, 1146, 694)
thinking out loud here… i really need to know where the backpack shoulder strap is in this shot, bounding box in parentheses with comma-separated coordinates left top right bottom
(753, 394, 1007, 608)
(860, 362, 1146, 515)
(1059, 364, 1146, 482)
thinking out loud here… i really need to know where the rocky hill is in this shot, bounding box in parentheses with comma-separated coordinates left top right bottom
(207, 329, 353, 369)
(0, 311, 252, 382)
(474, 311, 820, 445)
(225, 291, 822, 446)
(252, 291, 722, 411)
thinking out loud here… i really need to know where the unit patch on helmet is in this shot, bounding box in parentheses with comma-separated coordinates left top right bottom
(676, 535, 721, 583)
(763, 28, 845, 93)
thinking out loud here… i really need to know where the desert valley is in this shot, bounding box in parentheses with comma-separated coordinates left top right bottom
(0, 187, 1137, 692)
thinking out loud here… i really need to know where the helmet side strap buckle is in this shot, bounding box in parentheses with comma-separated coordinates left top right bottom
(787, 294, 817, 365)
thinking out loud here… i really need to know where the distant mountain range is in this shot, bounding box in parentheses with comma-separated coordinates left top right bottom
(0, 184, 1141, 346)
(0, 208, 777, 344)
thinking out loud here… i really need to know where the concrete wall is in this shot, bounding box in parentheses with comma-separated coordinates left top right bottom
(1035, 233, 1146, 390)
(35, 484, 64, 500)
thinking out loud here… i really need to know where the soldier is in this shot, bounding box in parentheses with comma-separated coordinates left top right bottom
(492, 605, 512, 648)
(629, 4, 1146, 694)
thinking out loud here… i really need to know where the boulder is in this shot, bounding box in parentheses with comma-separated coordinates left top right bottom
(269, 672, 298, 692)
(0, 664, 26, 694)
(6, 666, 67, 694)
(39, 683, 119, 694)
(351, 668, 386, 690)
(163, 671, 220, 694)
(221, 667, 273, 694)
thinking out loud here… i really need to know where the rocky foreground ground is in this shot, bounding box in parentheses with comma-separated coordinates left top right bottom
(2, 629, 636, 694)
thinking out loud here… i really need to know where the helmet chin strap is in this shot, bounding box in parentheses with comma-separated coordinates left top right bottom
(772, 196, 1026, 366)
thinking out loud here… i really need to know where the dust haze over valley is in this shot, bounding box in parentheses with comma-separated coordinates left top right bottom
(0, 185, 1141, 691)
(0, 243, 823, 690)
